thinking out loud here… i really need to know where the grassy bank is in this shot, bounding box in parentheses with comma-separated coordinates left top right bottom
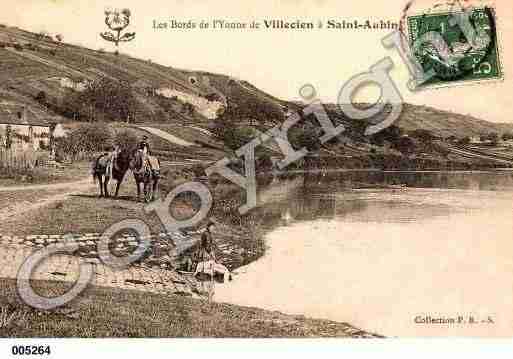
(0, 161, 91, 187)
(0, 279, 381, 338)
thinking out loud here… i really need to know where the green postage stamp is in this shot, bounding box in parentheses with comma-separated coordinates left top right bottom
(407, 6, 503, 88)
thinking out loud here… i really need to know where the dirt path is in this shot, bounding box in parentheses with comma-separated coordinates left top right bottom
(0, 179, 92, 192)
(136, 126, 196, 147)
(0, 179, 95, 221)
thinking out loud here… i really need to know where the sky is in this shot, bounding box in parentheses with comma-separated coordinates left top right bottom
(1, 0, 511, 123)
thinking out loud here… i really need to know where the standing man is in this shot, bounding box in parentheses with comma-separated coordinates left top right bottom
(194, 220, 232, 301)
(107, 144, 120, 179)
(138, 135, 151, 155)
(197, 221, 217, 264)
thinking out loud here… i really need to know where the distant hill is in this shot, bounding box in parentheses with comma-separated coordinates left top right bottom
(0, 24, 511, 141)
(396, 104, 513, 138)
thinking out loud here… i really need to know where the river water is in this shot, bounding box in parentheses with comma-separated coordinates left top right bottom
(215, 170, 513, 337)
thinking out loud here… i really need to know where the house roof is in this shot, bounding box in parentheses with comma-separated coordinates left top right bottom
(0, 106, 51, 127)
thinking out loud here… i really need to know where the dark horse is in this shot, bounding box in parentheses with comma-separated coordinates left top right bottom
(92, 150, 131, 198)
(129, 150, 160, 202)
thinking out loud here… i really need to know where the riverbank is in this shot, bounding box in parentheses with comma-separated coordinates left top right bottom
(0, 279, 382, 338)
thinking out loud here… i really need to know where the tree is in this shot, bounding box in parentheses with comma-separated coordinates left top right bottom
(182, 103, 195, 116)
(502, 132, 513, 141)
(5, 125, 12, 149)
(37, 31, 49, 41)
(370, 125, 402, 146)
(63, 77, 137, 122)
(409, 129, 436, 142)
(487, 132, 499, 145)
(56, 123, 114, 156)
(223, 126, 256, 151)
(35, 90, 47, 106)
(394, 136, 417, 154)
(458, 136, 471, 145)
(205, 93, 224, 102)
(114, 129, 139, 151)
(289, 124, 321, 151)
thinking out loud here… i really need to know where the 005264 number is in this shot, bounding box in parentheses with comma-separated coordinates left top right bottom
(11, 346, 51, 356)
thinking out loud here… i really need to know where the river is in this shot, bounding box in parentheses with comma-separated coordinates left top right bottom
(215, 170, 513, 337)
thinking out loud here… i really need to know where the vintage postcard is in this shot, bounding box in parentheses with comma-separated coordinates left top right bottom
(0, 0, 513, 356)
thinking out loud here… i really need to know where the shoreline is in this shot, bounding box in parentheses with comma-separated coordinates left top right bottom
(214, 186, 513, 337)
(266, 167, 513, 175)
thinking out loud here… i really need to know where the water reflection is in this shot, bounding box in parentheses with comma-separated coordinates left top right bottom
(252, 170, 513, 229)
(299, 169, 513, 192)
(218, 170, 513, 337)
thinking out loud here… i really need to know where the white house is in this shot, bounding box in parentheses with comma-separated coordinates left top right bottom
(0, 106, 65, 151)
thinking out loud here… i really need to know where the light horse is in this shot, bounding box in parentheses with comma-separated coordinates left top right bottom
(129, 149, 160, 202)
(92, 150, 131, 198)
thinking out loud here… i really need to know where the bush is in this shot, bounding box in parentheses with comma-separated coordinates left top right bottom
(370, 125, 402, 146)
(56, 123, 114, 159)
(480, 132, 499, 144)
(458, 136, 471, 145)
(62, 77, 137, 122)
(219, 125, 256, 151)
(502, 132, 513, 141)
(191, 164, 206, 178)
(114, 128, 139, 152)
(0, 148, 37, 176)
(182, 103, 195, 116)
(409, 129, 436, 142)
(394, 136, 417, 154)
(35, 90, 47, 105)
(289, 124, 321, 151)
(205, 93, 223, 102)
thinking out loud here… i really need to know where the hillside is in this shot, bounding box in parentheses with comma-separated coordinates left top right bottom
(396, 104, 513, 139)
(0, 25, 286, 128)
(0, 24, 512, 144)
